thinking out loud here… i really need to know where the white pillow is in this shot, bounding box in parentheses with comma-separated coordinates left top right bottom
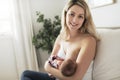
(93, 28, 120, 80)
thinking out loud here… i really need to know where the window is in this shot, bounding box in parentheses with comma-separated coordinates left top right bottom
(0, 0, 13, 35)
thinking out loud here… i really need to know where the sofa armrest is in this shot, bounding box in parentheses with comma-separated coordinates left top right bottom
(93, 27, 120, 80)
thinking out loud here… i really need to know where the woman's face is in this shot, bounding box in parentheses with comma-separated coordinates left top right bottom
(66, 5, 85, 32)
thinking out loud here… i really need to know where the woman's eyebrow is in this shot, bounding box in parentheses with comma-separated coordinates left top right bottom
(69, 11, 75, 13)
(80, 14, 84, 16)
(70, 11, 84, 15)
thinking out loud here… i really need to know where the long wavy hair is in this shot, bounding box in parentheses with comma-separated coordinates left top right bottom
(60, 0, 99, 41)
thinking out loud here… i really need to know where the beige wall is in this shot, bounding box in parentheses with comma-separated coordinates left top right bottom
(30, 0, 67, 33)
(91, 0, 120, 27)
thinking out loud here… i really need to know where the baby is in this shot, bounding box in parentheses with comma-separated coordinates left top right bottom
(48, 55, 77, 76)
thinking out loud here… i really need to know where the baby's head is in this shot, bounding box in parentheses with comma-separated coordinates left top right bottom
(60, 59, 77, 77)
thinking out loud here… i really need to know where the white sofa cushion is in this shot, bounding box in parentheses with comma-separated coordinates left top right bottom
(83, 61, 93, 80)
(93, 28, 120, 80)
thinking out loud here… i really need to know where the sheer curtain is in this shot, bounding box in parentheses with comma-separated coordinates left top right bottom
(12, 0, 39, 78)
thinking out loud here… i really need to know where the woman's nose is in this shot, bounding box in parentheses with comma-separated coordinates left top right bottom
(72, 17, 78, 23)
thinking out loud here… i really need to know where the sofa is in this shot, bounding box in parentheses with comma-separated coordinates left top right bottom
(83, 27, 120, 80)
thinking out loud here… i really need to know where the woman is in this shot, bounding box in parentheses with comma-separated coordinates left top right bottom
(21, 0, 99, 80)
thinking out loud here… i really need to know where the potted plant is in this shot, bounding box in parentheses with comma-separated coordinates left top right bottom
(32, 12, 61, 54)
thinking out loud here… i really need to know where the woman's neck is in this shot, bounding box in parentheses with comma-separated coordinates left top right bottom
(69, 30, 81, 39)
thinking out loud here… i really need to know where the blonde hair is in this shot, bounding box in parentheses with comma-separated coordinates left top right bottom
(60, 0, 100, 41)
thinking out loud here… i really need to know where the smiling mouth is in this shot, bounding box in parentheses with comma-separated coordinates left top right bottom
(70, 23, 77, 27)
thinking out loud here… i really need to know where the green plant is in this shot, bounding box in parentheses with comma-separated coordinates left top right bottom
(32, 11, 61, 53)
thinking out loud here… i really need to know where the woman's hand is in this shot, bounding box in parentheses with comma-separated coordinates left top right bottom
(44, 60, 51, 73)
(44, 60, 77, 80)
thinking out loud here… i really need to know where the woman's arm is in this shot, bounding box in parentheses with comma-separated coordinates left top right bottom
(45, 36, 96, 80)
(73, 36, 96, 80)
(44, 60, 65, 79)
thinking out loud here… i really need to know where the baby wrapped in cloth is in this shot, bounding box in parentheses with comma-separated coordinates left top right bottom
(48, 45, 77, 77)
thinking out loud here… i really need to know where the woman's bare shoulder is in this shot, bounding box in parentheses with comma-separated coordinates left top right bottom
(55, 35, 62, 44)
(81, 34, 96, 46)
